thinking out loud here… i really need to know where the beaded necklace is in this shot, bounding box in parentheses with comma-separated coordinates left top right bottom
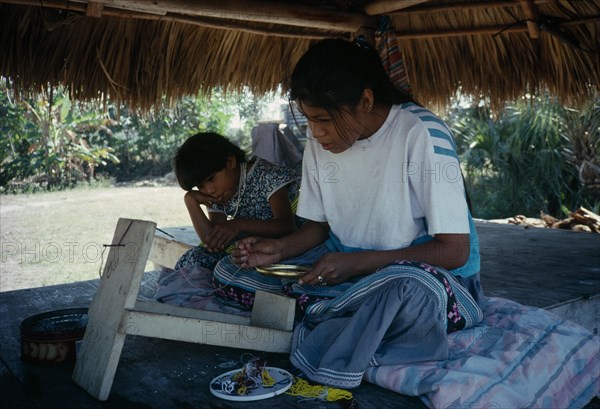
(224, 161, 247, 219)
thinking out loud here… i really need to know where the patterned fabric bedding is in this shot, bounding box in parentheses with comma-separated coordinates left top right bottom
(364, 297, 600, 408)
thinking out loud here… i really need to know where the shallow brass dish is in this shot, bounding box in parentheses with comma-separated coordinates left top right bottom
(255, 264, 310, 278)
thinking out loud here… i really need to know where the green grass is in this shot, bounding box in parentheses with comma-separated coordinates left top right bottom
(0, 185, 192, 291)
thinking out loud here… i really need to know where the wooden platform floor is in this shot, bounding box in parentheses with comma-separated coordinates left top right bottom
(476, 221, 600, 334)
(1, 221, 599, 408)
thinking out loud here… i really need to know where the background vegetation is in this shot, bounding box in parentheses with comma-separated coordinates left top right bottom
(449, 94, 599, 219)
(1, 79, 598, 219)
(1, 80, 267, 192)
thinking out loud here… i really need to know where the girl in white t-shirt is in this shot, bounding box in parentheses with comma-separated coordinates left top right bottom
(212, 39, 484, 387)
(217, 38, 482, 305)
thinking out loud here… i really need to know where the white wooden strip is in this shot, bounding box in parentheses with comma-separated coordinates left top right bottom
(122, 309, 292, 353)
(133, 300, 251, 326)
(149, 227, 198, 268)
(149, 234, 194, 269)
(73, 218, 156, 401)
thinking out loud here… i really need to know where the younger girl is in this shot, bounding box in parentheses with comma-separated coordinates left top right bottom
(169, 132, 302, 271)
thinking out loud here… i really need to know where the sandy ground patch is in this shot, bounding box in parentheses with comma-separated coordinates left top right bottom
(0, 185, 192, 291)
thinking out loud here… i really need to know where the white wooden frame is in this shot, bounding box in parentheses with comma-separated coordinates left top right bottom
(72, 218, 295, 401)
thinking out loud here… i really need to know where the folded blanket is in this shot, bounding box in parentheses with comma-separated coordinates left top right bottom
(364, 296, 600, 408)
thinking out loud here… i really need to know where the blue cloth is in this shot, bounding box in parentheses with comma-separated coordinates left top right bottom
(290, 261, 484, 388)
(451, 212, 480, 277)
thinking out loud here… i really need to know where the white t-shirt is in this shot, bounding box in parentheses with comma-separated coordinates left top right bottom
(297, 103, 470, 252)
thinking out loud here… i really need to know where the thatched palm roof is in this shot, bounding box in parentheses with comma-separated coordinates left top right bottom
(1, 0, 598, 109)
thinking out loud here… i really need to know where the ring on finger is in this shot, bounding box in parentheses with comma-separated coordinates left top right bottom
(317, 275, 327, 286)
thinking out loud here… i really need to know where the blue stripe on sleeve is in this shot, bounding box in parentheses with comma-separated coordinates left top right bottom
(428, 128, 456, 149)
(433, 145, 459, 160)
(419, 115, 448, 128)
(408, 108, 431, 114)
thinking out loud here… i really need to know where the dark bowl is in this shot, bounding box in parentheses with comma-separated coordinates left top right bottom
(20, 307, 88, 365)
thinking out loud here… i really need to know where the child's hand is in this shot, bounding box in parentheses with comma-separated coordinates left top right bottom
(232, 237, 284, 268)
(184, 190, 213, 206)
(299, 252, 361, 286)
(204, 223, 239, 252)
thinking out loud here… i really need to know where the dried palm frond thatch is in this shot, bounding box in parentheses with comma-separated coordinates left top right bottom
(392, 0, 600, 108)
(0, 0, 598, 110)
(0, 4, 318, 110)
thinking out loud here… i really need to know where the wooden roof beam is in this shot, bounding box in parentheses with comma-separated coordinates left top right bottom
(364, 0, 431, 15)
(90, 0, 377, 32)
(394, 16, 600, 39)
(391, 0, 556, 15)
(396, 23, 529, 39)
(147, 13, 350, 40)
(0, 0, 350, 39)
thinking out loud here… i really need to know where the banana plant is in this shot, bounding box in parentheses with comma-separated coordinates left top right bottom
(6, 84, 119, 189)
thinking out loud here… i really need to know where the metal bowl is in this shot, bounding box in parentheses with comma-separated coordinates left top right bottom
(255, 264, 310, 278)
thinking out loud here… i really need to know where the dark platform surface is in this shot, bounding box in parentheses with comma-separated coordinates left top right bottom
(476, 221, 600, 308)
(1, 222, 599, 408)
(0, 278, 425, 408)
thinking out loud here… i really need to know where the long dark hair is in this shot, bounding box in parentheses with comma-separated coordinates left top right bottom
(289, 38, 415, 111)
(172, 132, 245, 191)
(288, 38, 416, 144)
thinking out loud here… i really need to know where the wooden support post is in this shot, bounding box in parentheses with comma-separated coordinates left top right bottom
(86, 1, 104, 18)
(72, 218, 156, 401)
(519, 0, 540, 39)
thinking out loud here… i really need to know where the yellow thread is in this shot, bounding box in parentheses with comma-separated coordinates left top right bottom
(262, 369, 275, 387)
(286, 377, 353, 401)
(232, 369, 244, 382)
(237, 385, 248, 395)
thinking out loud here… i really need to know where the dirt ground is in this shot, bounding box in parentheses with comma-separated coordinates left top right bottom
(0, 183, 192, 292)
